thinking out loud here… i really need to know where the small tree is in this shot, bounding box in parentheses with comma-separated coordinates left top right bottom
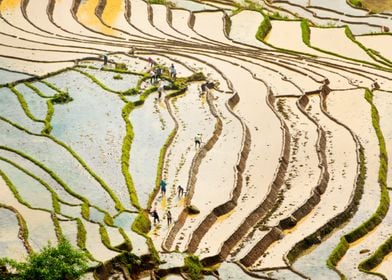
(0, 238, 89, 280)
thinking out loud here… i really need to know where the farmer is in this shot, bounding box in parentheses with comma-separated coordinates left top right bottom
(160, 179, 167, 196)
(150, 69, 156, 84)
(158, 83, 165, 99)
(200, 82, 208, 96)
(166, 210, 172, 226)
(148, 57, 155, 67)
(155, 67, 162, 81)
(178, 185, 184, 198)
(102, 53, 108, 66)
(151, 209, 160, 224)
(194, 133, 202, 149)
(169, 64, 177, 79)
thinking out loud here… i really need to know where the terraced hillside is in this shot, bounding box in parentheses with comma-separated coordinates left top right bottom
(0, 0, 392, 279)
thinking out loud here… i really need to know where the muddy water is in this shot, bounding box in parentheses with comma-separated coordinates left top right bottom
(129, 0, 165, 39)
(30, 81, 57, 97)
(171, 88, 243, 253)
(150, 5, 188, 41)
(229, 10, 272, 48)
(170, 9, 208, 43)
(193, 11, 236, 45)
(188, 54, 281, 258)
(52, 0, 123, 44)
(171, 0, 216, 11)
(218, 262, 260, 279)
(0, 207, 27, 260)
(310, 27, 378, 64)
(357, 35, 392, 62)
(48, 70, 134, 211)
(294, 89, 380, 279)
(253, 94, 357, 270)
(266, 20, 333, 58)
(265, 97, 319, 226)
(325, 90, 382, 279)
(0, 56, 74, 76)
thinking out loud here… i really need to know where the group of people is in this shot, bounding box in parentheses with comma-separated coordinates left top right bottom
(148, 57, 177, 84)
(150, 180, 186, 226)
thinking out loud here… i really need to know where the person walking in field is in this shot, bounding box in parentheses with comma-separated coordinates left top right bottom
(169, 64, 177, 79)
(150, 69, 156, 84)
(178, 185, 184, 198)
(155, 67, 162, 82)
(166, 210, 172, 226)
(160, 179, 167, 196)
(158, 82, 165, 99)
(102, 53, 108, 66)
(151, 209, 160, 224)
(148, 57, 155, 67)
(194, 133, 202, 149)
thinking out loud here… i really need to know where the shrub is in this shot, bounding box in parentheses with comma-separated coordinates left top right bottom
(0, 239, 89, 280)
(113, 74, 123, 80)
(184, 255, 203, 280)
(256, 14, 272, 41)
(132, 212, 151, 234)
(350, 0, 362, 8)
(115, 63, 127, 71)
(51, 90, 73, 104)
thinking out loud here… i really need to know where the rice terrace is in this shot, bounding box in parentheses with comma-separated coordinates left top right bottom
(0, 0, 392, 279)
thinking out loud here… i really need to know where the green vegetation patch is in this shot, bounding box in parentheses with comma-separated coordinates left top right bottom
(148, 0, 175, 7)
(0, 239, 89, 280)
(184, 255, 204, 280)
(256, 14, 272, 41)
(327, 89, 389, 277)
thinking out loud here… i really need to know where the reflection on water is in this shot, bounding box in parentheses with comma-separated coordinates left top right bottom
(130, 91, 174, 207)
(0, 70, 31, 85)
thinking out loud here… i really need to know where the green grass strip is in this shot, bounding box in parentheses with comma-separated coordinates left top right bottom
(0, 169, 63, 247)
(344, 27, 392, 68)
(145, 89, 186, 208)
(0, 169, 48, 212)
(120, 102, 140, 210)
(51, 212, 63, 241)
(0, 114, 124, 212)
(46, 135, 125, 212)
(327, 89, 389, 278)
(131, 211, 159, 262)
(98, 225, 121, 252)
(24, 82, 52, 98)
(9, 86, 45, 123)
(0, 156, 61, 214)
(42, 100, 54, 135)
(72, 68, 139, 96)
(255, 13, 272, 41)
(40, 80, 66, 95)
(0, 145, 88, 206)
(0, 203, 31, 253)
(301, 19, 392, 72)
